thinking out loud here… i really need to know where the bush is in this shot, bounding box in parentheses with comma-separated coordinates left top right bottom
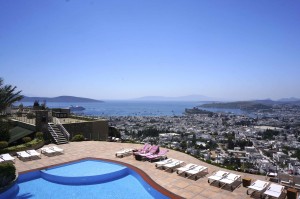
(0, 163, 16, 188)
(35, 132, 44, 140)
(22, 137, 32, 143)
(0, 141, 8, 149)
(71, 134, 84, 142)
(25, 142, 32, 148)
(0, 139, 43, 154)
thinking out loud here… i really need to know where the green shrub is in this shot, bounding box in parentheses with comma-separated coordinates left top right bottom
(0, 163, 16, 188)
(22, 137, 32, 143)
(0, 139, 44, 154)
(25, 142, 32, 147)
(0, 141, 8, 149)
(35, 132, 44, 140)
(71, 134, 84, 142)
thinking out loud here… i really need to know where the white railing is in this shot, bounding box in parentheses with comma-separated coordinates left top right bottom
(54, 117, 70, 141)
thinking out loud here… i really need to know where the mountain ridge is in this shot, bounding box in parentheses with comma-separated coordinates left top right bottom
(20, 96, 103, 103)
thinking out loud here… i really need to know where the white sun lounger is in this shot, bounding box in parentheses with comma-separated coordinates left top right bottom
(185, 165, 208, 180)
(263, 183, 284, 198)
(247, 180, 269, 196)
(176, 163, 197, 174)
(41, 147, 57, 155)
(17, 151, 32, 160)
(155, 158, 176, 168)
(115, 148, 133, 158)
(163, 160, 184, 172)
(49, 146, 64, 153)
(208, 170, 229, 183)
(26, 150, 41, 158)
(218, 173, 241, 190)
(0, 153, 15, 162)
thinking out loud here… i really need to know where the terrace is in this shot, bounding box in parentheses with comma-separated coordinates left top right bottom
(15, 141, 286, 199)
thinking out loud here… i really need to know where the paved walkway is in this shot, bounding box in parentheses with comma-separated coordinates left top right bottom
(15, 141, 287, 199)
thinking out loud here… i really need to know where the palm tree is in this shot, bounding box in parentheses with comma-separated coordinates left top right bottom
(0, 78, 23, 114)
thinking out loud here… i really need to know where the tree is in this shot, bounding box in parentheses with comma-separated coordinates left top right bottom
(180, 141, 187, 150)
(33, 100, 40, 110)
(0, 78, 23, 113)
(0, 78, 23, 142)
(192, 133, 196, 146)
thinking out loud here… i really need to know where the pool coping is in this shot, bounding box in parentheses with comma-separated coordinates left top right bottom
(18, 157, 184, 199)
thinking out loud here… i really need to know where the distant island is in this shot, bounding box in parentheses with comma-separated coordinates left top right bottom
(20, 96, 103, 103)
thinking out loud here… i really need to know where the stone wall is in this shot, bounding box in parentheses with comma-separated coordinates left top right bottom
(62, 120, 108, 141)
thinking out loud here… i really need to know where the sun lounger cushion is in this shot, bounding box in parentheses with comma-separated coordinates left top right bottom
(41, 147, 56, 154)
(219, 173, 241, 185)
(164, 160, 184, 169)
(176, 164, 197, 173)
(27, 150, 40, 157)
(185, 166, 207, 175)
(50, 146, 64, 153)
(17, 151, 31, 159)
(208, 170, 229, 181)
(155, 158, 175, 167)
(263, 184, 284, 198)
(247, 180, 269, 191)
(0, 153, 15, 162)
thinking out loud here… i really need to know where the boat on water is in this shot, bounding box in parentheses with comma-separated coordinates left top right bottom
(69, 105, 85, 111)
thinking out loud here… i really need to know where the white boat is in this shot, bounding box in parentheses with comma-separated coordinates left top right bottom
(69, 105, 85, 111)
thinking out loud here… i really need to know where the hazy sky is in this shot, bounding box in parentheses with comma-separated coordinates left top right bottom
(1, 0, 300, 100)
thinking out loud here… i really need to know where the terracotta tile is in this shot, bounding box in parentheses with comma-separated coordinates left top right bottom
(12, 141, 276, 199)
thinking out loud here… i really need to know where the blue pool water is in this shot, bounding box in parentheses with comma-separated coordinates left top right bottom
(0, 159, 169, 199)
(44, 160, 125, 177)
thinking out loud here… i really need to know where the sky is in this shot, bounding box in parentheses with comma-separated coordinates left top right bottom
(1, 0, 300, 101)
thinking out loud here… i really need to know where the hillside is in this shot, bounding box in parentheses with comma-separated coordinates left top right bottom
(199, 99, 300, 111)
(200, 101, 272, 111)
(20, 96, 103, 103)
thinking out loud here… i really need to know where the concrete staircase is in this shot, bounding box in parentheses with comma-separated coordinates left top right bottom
(48, 123, 68, 144)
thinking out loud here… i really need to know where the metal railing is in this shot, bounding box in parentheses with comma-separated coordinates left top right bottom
(48, 123, 59, 143)
(53, 117, 70, 141)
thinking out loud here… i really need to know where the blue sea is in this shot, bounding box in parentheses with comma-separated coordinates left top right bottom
(17, 101, 201, 117)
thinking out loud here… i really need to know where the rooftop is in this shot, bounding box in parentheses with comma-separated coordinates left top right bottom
(15, 141, 281, 199)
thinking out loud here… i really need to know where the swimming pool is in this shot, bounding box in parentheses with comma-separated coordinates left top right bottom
(0, 159, 178, 199)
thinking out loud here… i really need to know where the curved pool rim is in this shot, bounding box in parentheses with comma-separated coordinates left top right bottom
(15, 157, 184, 199)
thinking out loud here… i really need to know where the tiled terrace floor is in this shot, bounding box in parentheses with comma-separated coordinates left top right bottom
(15, 141, 289, 199)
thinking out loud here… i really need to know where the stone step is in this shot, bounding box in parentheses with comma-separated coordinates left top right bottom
(48, 123, 69, 145)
